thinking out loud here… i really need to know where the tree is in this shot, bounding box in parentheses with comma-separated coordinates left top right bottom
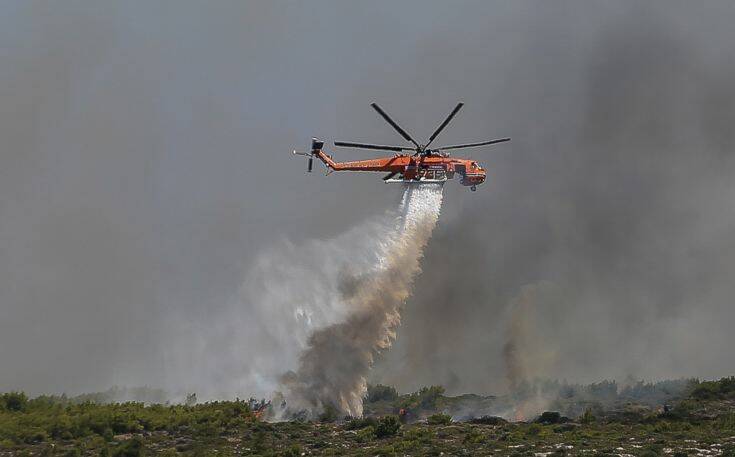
(366, 384, 399, 403)
(375, 415, 401, 438)
(1, 392, 28, 412)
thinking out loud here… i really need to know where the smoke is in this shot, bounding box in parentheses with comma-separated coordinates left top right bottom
(502, 282, 564, 420)
(373, 2, 735, 394)
(276, 184, 443, 418)
(503, 282, 560, 392)
(3, 2, 735, 400)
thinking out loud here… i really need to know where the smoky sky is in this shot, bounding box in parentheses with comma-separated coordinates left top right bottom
(1, 1, 735, 396)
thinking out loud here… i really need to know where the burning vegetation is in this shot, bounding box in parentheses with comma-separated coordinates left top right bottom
(1, 377, 735, 455)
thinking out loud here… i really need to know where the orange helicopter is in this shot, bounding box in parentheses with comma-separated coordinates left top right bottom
(294, 103, 509, 191)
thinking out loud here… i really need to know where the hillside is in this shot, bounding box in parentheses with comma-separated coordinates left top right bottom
(1, 378, 734, 456)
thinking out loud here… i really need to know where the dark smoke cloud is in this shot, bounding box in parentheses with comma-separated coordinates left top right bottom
(2, 1, 735, 397)
(375, 2, 735, 394)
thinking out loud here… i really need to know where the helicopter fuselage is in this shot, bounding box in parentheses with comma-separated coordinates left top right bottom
(314, 148, 486, 188)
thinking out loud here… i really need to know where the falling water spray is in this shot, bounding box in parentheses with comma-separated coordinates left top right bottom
(274, 183, 444, 419)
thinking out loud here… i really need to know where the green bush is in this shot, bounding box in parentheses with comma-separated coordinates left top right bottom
(403, 427, 436, 446)
(356, 426, 375, 443)
(469, 415, 507, 425)
(639, 448, 660, 457)
(366, 385, 399, 403)
(463, 427, 485, 444)
(345, 417, 378, 430)
(535, 411, 563, 424)
(375, 415, 401, 438)
(112, 437, 144, 457)
(281, 444, 302, 457)
(526, 423, 542, 436)
(690, 377, 735, 401)
(399, 386, 446, 411)
(427, 413, 452, 425)
(64, 448, 82, 457)
(1, 393, 28, 412)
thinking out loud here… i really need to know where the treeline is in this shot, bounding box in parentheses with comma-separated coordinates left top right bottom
(511, 377, 695, 407)
(0, 394, 254, 446)
(363, 377, 726, 421)
(689, 376, 735, 400)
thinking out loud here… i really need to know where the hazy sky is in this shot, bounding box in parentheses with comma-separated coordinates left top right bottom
(1, 1, 734, 396)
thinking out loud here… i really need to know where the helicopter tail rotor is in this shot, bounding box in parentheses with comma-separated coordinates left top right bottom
(292, 138, 325, 173)
(310, 138, 324, 172)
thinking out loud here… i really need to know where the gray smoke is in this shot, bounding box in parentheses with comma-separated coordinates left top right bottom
(2, 2, 735, 399)
(373, 2, 735, 394)
(501, 282, 563, 420)
(503, 282, 561, 393)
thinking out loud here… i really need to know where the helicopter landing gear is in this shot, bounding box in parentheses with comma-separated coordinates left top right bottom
(471, 185, 477, 191)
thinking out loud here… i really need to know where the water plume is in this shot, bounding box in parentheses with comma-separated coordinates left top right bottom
(276, 183, 444, 419)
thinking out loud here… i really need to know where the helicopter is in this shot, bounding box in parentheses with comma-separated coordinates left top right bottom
(293, 102, 509, 191)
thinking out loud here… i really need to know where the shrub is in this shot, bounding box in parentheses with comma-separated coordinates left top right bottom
(374, 444, 397, 456)
(121, 438, 147, 456)
(318, 404, 339, 423)
(427, 413, 452, 425)
(112, 438, 144, 457)
(553, 423, 580, 433)
(527, 423, 542, 436)
(464, 428, 486, 444)
(375, 415, 401, 438)
(345, 417, 378, 430)
(366, 385, 399, 403)
(27, 429, 48, 443)
(690, 377, 735, 401)
(581, 408, 596, 424)
(417, 386, 445, 409)
(399, 386, 446, 411)
(469, 415, 507, 425)
(281, 444, 302, 457)
(1, 393, 28, 412)
(535, 411, 565, 424)
(356, 426, 375, 443)
(64, 448, 82, 457)
(403, 427, 435, 444)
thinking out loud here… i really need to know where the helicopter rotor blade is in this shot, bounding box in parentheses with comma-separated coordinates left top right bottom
(334, 141, 409, 152)
(370, 103, 421, 149)
(425, 102, 464, 149)
(435, 138, 510, 151)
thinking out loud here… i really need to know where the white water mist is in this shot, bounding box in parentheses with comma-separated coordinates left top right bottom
(276, 183, 444, 418)
(160, 184, 443, 406)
